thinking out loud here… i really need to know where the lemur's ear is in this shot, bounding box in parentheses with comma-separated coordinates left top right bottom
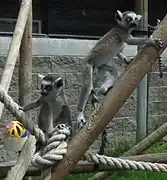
(38, 74, 45, 80)
(136, 14, 142, 21)
(115, 10, 123, 22)
(54, 77, 63, 87)
(157, 19, 161, 25)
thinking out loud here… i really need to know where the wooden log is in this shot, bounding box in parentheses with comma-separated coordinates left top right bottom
(19, 3, 33, 180)
(19, 1, 32, 112)
(0, 0, 32, 120)
(0, 153, 166, 177)
(4, 135, 36, 180)
(51, 13, 167, 180)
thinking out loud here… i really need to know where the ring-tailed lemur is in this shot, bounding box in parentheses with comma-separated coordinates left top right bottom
(20, 74, 72, 180)
(19, 74, 72, 137)
(77, 10, 164, 156)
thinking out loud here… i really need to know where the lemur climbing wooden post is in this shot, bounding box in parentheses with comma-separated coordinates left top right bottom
(51, 13, 167, 180)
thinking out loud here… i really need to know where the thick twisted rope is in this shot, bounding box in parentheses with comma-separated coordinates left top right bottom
(0, 85, 45, 144)
(31, 124, 71, 168)
(86, 153, 167, 173)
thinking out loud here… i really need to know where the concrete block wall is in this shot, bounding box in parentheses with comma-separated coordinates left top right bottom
(0, 37, 167, 159)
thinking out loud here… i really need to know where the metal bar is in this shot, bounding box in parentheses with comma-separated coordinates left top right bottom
(0, 32, 47, 37)
(0, 31, 151, 40)
(136, 0, 149, 143)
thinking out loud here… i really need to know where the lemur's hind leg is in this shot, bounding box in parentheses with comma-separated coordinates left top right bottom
(90, 89, 99, 108)
(97, 65, 118, 155)
(77, 64, 93, 130)
(98, 65, 118, 96)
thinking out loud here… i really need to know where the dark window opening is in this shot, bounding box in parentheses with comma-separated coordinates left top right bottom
(0, 18, 41, 33)
(148, 0, 167, 26)
(0, 0, 166, 39)
(47, 0, 135, 36)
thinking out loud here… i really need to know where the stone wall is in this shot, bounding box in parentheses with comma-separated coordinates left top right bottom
(0, 37, 167, 160)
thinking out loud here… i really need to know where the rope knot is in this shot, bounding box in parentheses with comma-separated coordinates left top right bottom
(31, 123, 71, 168)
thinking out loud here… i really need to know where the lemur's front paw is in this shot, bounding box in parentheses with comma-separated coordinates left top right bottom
(99, 87, 108, 95)
(77, 112, 86, 130)
(55, 124, 71, 136)
(18, 106, 23, 111)
(124, 57, 134, 65)
(153, 38, 164, 49)
(99, 86, 113, 96)
(129, 57, 134, 64)
(56, 123, 70, 130)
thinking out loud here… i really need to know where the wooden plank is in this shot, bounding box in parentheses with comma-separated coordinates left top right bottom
(4, 135, 36, 180)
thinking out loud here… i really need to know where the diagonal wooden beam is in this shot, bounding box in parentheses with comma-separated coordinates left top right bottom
(51, 13, 167, 180)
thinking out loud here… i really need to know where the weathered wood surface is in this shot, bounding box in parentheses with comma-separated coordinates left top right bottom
(19, 3, 33, 180)
(19, 1, 32, 111)
(4, 135, 36, 180)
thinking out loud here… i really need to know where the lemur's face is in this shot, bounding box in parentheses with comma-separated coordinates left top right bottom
(38, 74, 63, 96)
(40, 80, 53, 96)
(115, 10, 142, 31)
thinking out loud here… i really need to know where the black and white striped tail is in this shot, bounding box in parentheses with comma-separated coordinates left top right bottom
(94, 128, 108, 170)
(99, 129, 108, 155)
(158, 57, 163, 78)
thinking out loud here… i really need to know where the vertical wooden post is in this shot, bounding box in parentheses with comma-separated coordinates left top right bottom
(19, 2, 32, 180)
(136, 0, 149, 142)
(19, 2, 32, 114)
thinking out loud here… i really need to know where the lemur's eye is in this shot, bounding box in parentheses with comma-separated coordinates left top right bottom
(41, 84, 44, 89)
(126, 17, 133, 23)
(45, 85, 53, 91)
